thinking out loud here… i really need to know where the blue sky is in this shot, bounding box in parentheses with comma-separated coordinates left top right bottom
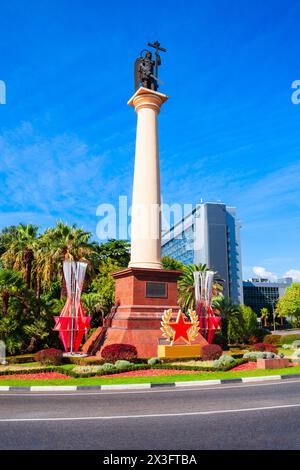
(0, 0, 300, 281)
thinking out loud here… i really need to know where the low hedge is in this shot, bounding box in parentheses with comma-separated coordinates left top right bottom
(153, 358, 247, 372)
(64, 364, 151, 378)
(0, 366, 59, 376)
(62, 356, 106, 366)
(156, 356, 202, 363)
(6, 354, 36, 364)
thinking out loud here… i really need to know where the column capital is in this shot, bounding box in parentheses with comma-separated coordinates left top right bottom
(128, 87, 169, 113)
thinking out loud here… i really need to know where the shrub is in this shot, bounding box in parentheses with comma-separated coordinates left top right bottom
(35, 348, 63, 365)
(213, 355, 237, 369)
(243, 351, 278, 360)
(253, 343, 277, 353)
(6, 354, 36, 364)
(114, 360, 132, 370)
(63, 356, 105, 366)
(213, 332, 228, 349)
(292, 340, 300, 349)
(263, 334, 282, 345)
(248, 336, 259, 345)
(73, 365, 103, 374)
(101, 343, 138, 362)
(148, 357, 162, 366)
(280, 334, 300, 345)
(200, 344, 222, 360)
(253, 328, 270, 342)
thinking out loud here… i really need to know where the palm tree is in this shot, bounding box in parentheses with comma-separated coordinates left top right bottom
(41, 222, 95, 297)
(178, 263, 223, 312)
(260, 307, 269, 327)
(1, 224, 38, 288)
(212, 296, 243, 343)
(0, 269, 23, 316)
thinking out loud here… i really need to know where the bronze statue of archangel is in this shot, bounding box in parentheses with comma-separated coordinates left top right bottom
(134, 41, 166, 91)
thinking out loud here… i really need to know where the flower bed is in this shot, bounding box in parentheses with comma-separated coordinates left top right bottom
(97, 369, 202, 378)
(230, 362, 257, 372)
(0, 372, 71, 380)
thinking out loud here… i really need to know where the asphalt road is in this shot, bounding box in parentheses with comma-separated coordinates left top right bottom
(1, 379, 300, 449)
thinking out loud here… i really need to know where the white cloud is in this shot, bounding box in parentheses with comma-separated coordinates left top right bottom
(250, 266, 300, 282)
(252, 266, 277, 281)
(284, 269, 300, 282)
(0, 122, 133, 236)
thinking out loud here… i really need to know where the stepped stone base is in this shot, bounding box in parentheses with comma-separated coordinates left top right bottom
(89, 267, 184, 358)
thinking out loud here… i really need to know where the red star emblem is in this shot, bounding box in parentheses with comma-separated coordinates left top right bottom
(169, 310, 193, 345)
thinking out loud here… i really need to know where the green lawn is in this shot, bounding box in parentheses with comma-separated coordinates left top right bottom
(0, 365, 300, 387)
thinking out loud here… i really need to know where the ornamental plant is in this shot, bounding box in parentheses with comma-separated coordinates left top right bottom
(213, 354, 237, 369)
(200, 344, 222, 360)
(101, 343, 138, 362)
(280, 334, 300, 345)
(114, 360, 132, 370)
(243, 351, 278, 360)
(35, 348, 63, 365)
(100, 363, 116, 373)
(263, 334, 282, 346)
(253, 343, 277, 353)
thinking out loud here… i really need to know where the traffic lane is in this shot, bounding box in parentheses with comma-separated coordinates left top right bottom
(0, 380, 300, 420)
(0, 406, 299, 450)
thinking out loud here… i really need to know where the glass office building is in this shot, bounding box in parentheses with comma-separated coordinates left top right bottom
(243, 278, 292, 314)
(161, 202, 243, 304)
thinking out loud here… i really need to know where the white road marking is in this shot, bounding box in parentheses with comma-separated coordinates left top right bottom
(0, 378, 300, 397)
(1, 402, 300, 422)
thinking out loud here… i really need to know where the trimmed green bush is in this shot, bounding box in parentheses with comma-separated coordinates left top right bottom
(63, 356, 105, 366)
(73, 365, 103, 374)
(148, 357, 162, 366)
(6, 354, 36, 364)
(114, 360, 132, 370)
(280, 334, 300, 345)
(100, 362, 116, 373)
(0, 366, 59, 376)
(243, 351, 279, 360)
(213, 355, 237, 368)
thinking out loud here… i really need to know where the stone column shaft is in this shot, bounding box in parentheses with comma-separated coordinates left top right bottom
(128, 87, 168, 269)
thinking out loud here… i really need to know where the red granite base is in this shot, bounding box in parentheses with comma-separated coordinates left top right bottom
(87, 267, 197, 358)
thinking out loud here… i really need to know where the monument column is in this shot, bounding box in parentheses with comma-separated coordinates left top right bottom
(128, 87, 168, 269)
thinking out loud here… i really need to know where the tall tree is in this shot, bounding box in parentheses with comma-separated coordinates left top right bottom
(0, 269, 23, 316)
(162, 256, 184, 271)
(240, 304, 258, 341)
(276, 283, 300, 325)
(260, 307, 269, 327)
(212, 296, 243, 344)
(1, 224, 38, 288)
(42, 222, 94, 297)
(96, 239, 130, 267)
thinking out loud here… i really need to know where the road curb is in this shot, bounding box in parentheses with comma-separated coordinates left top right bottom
(1, 373, 300, 392)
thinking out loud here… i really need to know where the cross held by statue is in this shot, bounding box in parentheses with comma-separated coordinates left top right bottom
(147, 41, 167, 78)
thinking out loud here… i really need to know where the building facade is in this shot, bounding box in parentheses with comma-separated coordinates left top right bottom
(243, 278, 292, 314)
(161, 202, 243, 304)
